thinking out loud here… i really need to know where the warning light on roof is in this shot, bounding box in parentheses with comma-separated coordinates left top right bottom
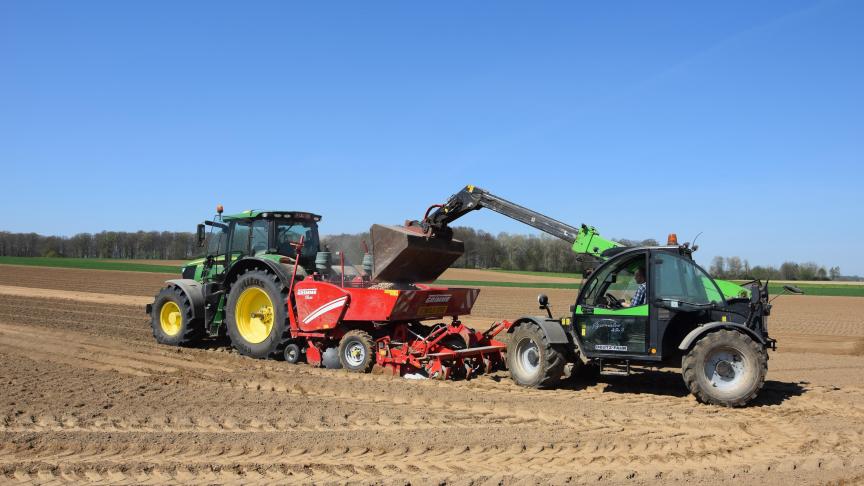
(216, 204, 224, 215)
(667, 233, 678, 245)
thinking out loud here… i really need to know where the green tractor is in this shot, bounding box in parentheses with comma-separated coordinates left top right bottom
(401, 185, 802, 406)
(146, 207, 323, 359)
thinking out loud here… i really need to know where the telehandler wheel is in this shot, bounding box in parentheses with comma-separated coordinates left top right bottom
(682, 329, 767, 407)
(225, 269, 290, 359)
(150, 285, 202, 346)
(338, 330, 375, 373)
(507, 322, 566, 388)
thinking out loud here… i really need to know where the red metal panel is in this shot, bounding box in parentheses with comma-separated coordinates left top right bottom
(340, 288, 400, 321)
(389, 287, 479, 320)
(294, 281, 350, 332)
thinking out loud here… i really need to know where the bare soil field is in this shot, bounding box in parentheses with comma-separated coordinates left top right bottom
(1, 265, 863, 485)
(439, 268, 578, 284)
(0, 265, 174, 297)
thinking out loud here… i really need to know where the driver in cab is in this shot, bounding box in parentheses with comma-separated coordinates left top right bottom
(623, 266, 647, 307)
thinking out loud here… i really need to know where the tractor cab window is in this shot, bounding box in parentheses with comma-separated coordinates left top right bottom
(276, 220, 319, 260)
(250, 220, 269, 255)
(205, 223, 227, 256)
(582, 254, 647, 308)
(653, 254, 724, 305)
(230, 221, 252, 256)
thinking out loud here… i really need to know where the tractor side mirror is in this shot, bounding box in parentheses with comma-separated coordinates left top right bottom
(783, 285, 804, 295)
(196, 224, 206, 247)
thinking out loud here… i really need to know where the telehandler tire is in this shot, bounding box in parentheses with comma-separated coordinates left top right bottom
(338, 330, 375, 373)
(682, 329, 767, 407)
(507, 321, 566, 388)
(226, 269, 290, 359)
(150, 285, 202, 346)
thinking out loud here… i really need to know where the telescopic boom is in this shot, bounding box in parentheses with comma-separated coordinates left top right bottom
(417, 185, 621, 260)
(421, 185, 582, 243)
(370, 185, 621, 283)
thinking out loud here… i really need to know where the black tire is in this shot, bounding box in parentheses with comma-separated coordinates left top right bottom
(567, 357, 601, 382)
(322, 346, 342, 369)
(150, 285, 202, 346)
(283, 343, 302, 364)
(682, 329, 767, 407)
(506, 322, 567, 388)
(338, 330, 375, 373)
(225, 269, 291, 359)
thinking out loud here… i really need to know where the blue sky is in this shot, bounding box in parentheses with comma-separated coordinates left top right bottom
(2, 1, 862, 274)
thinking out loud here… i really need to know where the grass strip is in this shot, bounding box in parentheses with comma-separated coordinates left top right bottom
(486, 269, 583, 279)
(0, 256, 178, 273)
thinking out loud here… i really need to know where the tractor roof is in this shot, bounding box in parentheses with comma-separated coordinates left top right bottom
(222, 210, 322, 222)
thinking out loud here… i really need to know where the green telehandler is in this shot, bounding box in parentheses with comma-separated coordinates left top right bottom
(378, 185, 802, 406)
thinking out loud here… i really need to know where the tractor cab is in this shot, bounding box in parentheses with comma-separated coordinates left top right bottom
(189, 209, 322, 281)
(170, 208, 323, 338)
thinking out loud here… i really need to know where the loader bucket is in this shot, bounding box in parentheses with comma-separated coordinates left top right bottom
(370, 224, 464, 283)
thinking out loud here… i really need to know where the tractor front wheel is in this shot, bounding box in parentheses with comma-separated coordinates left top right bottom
(507, 322, 566, 388)
(682, 329, 767, 407)
(225, 269, 290, 359)
(150, 285, 202, 346)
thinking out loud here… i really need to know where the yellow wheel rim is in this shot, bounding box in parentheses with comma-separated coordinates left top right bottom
(159, 301, 183, 336)
(235, 287, 275, 344)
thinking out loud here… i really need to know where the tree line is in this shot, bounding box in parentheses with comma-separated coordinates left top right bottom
(0, 231, 199, 260)
(0, 229, 845, 280)
(709, 256, 841, 281)
(322, 227, 659, 274)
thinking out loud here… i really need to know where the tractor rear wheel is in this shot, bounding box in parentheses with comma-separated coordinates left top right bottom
(150, 285, 202, 345)
(225, 269, 290, 359)
(338, 330, 375, 372)
(507, 322, 566, 388)
(682, 329, 767, 407)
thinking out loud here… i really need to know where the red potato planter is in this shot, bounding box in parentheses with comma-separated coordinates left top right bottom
(288, 277, 510, 379)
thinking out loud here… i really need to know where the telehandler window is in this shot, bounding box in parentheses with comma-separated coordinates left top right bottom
(653, 255, 724, 305)
(583, 254, 647, 307)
